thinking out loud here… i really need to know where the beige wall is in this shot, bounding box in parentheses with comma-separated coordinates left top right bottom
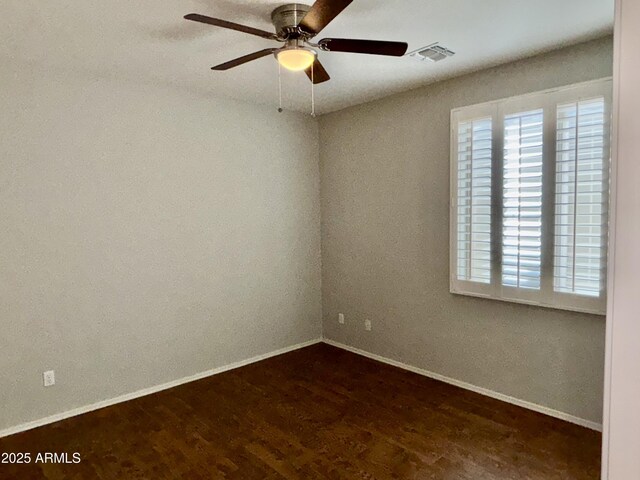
(603, 0, 640, 476)
(0, 64, 322, 431)
(319, 37, 613, 425)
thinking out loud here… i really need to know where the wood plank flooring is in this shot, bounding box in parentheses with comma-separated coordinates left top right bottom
(0, 343, 601, 479)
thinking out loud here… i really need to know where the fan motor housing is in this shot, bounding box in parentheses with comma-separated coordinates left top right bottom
(271, 3, 311, 37)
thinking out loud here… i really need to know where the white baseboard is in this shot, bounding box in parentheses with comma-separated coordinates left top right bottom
(322, 338, 603, 432)
(0, 338, 322, 439)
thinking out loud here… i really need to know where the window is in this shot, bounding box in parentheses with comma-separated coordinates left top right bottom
(450, 79, 611, 314)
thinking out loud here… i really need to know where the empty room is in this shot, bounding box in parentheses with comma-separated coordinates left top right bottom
(1, 0, 639, 479)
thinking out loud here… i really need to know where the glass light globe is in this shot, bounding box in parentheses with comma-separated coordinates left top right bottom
(277, 48, 316, 71)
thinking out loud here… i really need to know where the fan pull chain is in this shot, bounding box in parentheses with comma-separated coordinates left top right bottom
(311, 63, 316, 118)
(277, 63, 283, 113)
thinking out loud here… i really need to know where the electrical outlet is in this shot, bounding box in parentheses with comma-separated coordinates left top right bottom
(338, 313, 345, 324)
(364, 319, 372, 331)
(43, 370, 55, 387)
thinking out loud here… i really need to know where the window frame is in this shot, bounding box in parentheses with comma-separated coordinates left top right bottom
(450, 78, 612, 315)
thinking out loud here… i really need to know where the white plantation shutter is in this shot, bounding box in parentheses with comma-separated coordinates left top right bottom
(554, 98, 609, 297)
(450, 79, 611, 314)
(456, 118, 493, 284)
(502, 110, 544, 290)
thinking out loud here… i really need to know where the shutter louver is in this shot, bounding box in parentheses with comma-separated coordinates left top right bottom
(554, 98, 608, 297)
(502, 110, 544, 290)
(456, 118, 492, 284)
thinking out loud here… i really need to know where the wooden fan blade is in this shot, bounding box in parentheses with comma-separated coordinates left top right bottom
(320, 38, 408, 56)
(298, 0, 353, 35)
(305, 59, 331, 84)
(184, 14, 276, 40)
(212, 49, 276, 71)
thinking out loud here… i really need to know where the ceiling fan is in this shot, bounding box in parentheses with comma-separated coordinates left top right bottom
(184, 0, 409, 84)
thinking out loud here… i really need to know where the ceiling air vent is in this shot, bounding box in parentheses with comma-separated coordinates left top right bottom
(408, 43, 455, 62)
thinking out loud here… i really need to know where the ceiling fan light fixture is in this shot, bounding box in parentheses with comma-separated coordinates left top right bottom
(185, 0, 408, 86)
(276, 47, 316, 72)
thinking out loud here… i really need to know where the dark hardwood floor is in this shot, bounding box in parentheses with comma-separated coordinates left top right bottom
(0, 343, 601, 479)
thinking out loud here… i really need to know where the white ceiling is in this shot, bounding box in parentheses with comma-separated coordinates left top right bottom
(1, 0, 614, 115)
